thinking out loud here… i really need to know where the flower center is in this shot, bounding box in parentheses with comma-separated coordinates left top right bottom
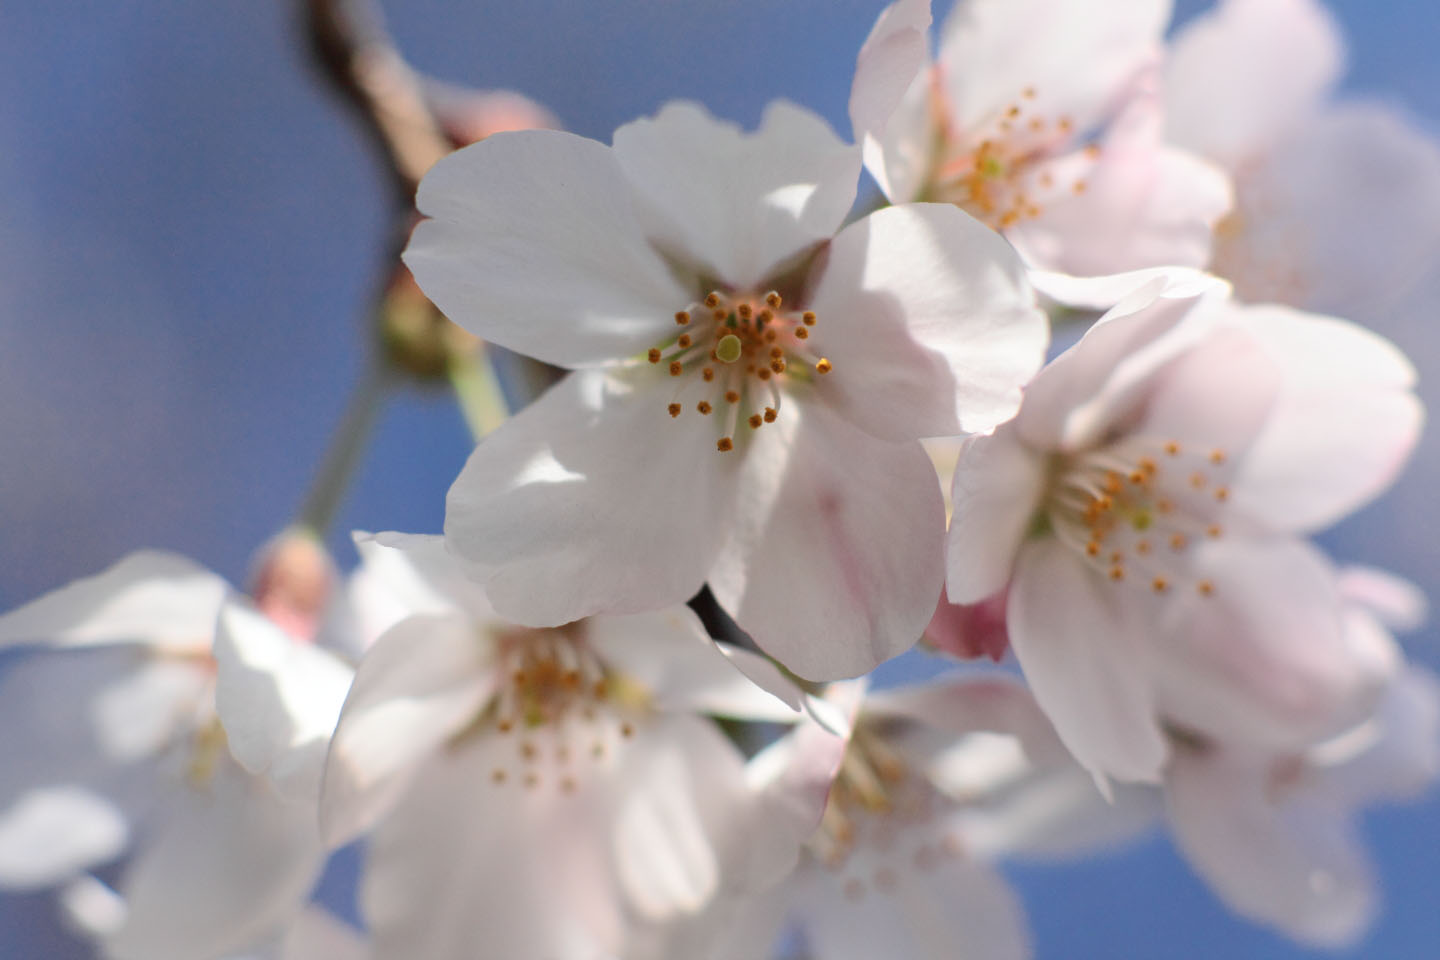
(482, 628, 642, 794)
(646, 289, 832, 452)
(1048, 437, 1233, 598)
(928, 83, 1093, 231)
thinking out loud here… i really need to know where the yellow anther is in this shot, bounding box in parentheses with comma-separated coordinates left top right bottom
(766, 291, 782, 308)
(1197, 580, 1215, 597)
(1152, 577, 1169, 594)
(1214, 486, 1230, 502)
(770, 359, 786, 374)
(704, 292, 721, 308)
(795, 326, 809, 340)
(1109, 566, 1125, 581)
(737, 303, 753, 321)
(1210, 450, 1226, 465)
(816, 358, 832, 374)
(1164, 441, 1181, 456)
(1169, 533, 1187, 550)
(802, 311, 817, 325)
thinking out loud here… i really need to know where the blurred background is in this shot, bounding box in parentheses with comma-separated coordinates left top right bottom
(1, 0, 1437, 955)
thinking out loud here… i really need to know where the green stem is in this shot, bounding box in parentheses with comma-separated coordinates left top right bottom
(448, 344, 510, 442)
(296, 354, 391, 536)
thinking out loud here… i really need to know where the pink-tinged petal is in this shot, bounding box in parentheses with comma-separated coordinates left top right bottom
(276, 908, 368, 960)
(405, 129, 688, 368)
(1008, 88, 1232, 275)
(708, 404, 944, 681)
(0, 551, 226, 653)
(945, 428, 1045, 604)
(865, 675, 1069, 764)
(1166, 0, 1343, 167)
(321, 613, 496, 848)
(445, 370, 738, 628)
(1215, 102, 1440, 320)
(849, 0, 935, 202)
(1338, 566, 1428, 634)
(1318, 667, 1440, 809)
(612, 101, 861, 290)
(351, 532, 497, 639)
(937, 0, 1169, 140)
(1225, 306, 1421, 532)
(0, 788, 127, 890)
(797, 855, 1030, 960)
(809, 203, 1046, 441)
(924, 586, 1010, 661)
(1027, 265, 1225, 311)
(1165, 747, 1375, 948)
(212, 603, 353, 804)
(1007, 539, 1166, 782)
(1155, 539, 1391, 752)
(583, 608, 801, 722)
(104, 758, 325, 960)
(1014, 287, 1205, 450)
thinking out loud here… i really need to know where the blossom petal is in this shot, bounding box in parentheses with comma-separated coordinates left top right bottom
(1215, 102, 1440, 320)
(937, 0, 1169, 139)
(946, 428, 1046, 604)
(1338, 566, 1428, 634)
(809, 202, 1046, 441)
(612, 101, 861, 290)
(0, 551, 226, 653)
(321, 612, 496, 848)
(1166, 0, 1343, 166)
(350, 532, 495, 638)
(1027, 265, 1226, 310)
(1166, 748, 1375, 948)
(849, 0, 935, 202)
(584, 609, 801, 722)
(212, 602, 353, 804)
(1007, 539, 1166, 782)
(708, 404, 944, 680)
(1155, 539, 1390, 752)
(1227, 306, 1421, 532)
(445, 370, 739, 628)
(0, 788, 128, 890)
(104, 758, 324, 960)
(1007, 87, 1232, 275)
(405, 129, 688, 368)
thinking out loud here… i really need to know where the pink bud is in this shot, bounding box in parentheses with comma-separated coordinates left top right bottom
(249, 529, 336, 642)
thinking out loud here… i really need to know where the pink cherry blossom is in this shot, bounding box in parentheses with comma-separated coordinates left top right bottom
(946, 276, 1422, 782)
(403, 99, 1046, 680)
(850, 0, 1232, 275)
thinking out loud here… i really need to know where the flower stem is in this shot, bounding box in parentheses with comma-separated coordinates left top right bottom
(296, 354, 391, 536)
(447, 344, 511, 442)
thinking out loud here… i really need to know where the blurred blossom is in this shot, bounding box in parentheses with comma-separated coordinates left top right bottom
(321, 535, 839, 960)
(946, 272, 1421, 782)
(850, 0, 1232, 275)
(404, 98, 1047, 681)
(0, 552, 352, 960)
(1166, 0, 1440, 320)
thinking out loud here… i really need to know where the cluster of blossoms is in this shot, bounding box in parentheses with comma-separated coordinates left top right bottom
(4, 0, 1439, 957)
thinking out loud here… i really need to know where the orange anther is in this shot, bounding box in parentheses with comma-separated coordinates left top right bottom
(667, 403, 681, 418)
(748, 414, 763, 429)
(677, 334, 692, 348)
(803, 311, 817, 325)
(675, 311, 691, 325)
(668, 361, 683, 376)
(763, 407, 777, 423)
(704, 292, 721, 308)
(697, 401, 712, 415)
(725, 391, 740, 404)
(717, 437, 733, 452)
(766, 291, 782, 308)
(794, 326, 809, 340)
(1152, 577, 1169, 594)
(702, 367, 715, 382)
(647, 348, 661, 364)
(816, 358, 832, 374)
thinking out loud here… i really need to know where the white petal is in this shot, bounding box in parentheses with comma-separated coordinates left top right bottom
(105, 758, 325, 960)
(1007, 88, 1233, 275)
(1166, 0, 1343, 166)
(1226, 306, 1422, 532)
(445, 370, 739, 628)
(1166, 747, 1375, 947)
(92, 659, 211, 764)
(405, 129, 688, 368)
(1215, 102, 1440, 320)
(0, 788, 127, 890)
(709, 404, 944, 680)
(809, 203, 1046, 441)
(797, 855, 1030, 960)
(849, 0, 935, 202)
(213, 602, 353, 803)
(612, 101, 861, 290)
(0, 551, 226, 653)
(321, 612, 496, 848)
(58, 874, 127, 938)
(1007, 539, 1166, 782)
(583, 609, 801, 721)
(1338, 566, 1428, 634)
(864, 675, 1069, 764)
(350, 532, 494, 640)
(1155, 539, 1389, 752)
(945, 428, 1046, 604)
(276, 908, 368, 960)
(1027, 265, 1226, 311)
(937, 0, 1169, 140)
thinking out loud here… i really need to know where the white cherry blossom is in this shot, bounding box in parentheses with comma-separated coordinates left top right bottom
(0, 552, 351, 960)
(945, 277, 1422, 782)
(403, 98, 1046, 681)
(849, 0, 1232, 275)
(1166, 0, 1440, 320)
(322, 535, 843, 960)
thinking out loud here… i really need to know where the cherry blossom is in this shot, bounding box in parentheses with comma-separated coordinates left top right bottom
(322, 534, 844, 960)
(849, 0, 1232, 275)
(0, 552, 351, 960)
(404, 99, 1046, 680)
(1166, 0, 1440, 320)
(946, 276, 1422, 782)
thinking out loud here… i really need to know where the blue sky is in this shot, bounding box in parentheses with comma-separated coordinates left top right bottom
(1, 0, 1438, 956)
